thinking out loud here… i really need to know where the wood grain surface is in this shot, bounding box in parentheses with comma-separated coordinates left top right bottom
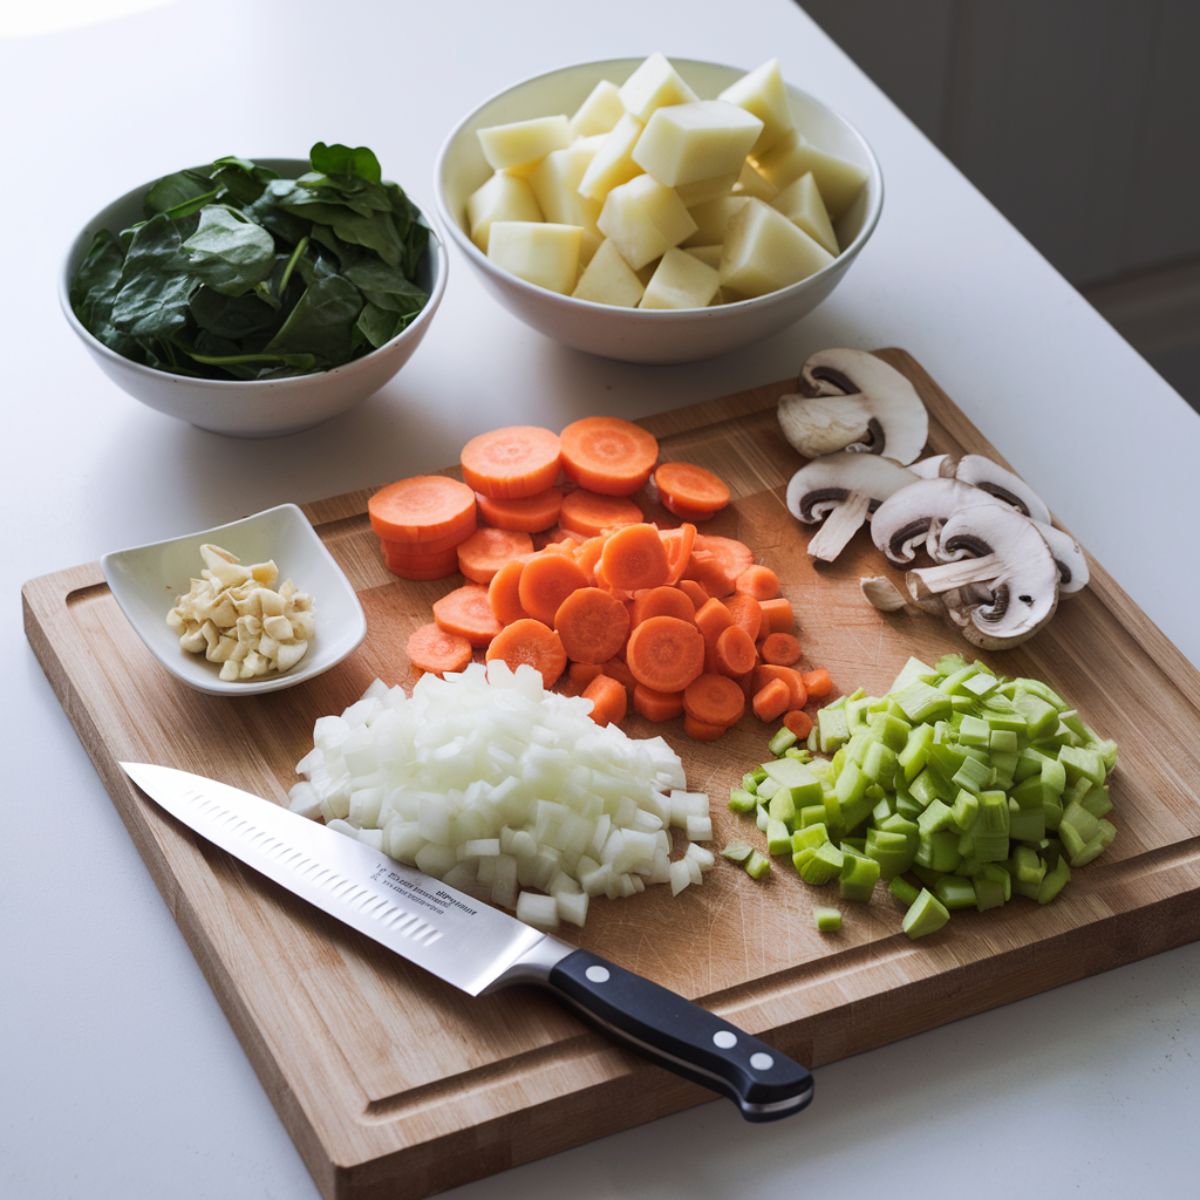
(22, 350, 1200, 1200)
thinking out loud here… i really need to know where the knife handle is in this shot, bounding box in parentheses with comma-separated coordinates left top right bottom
(546, 948, 813, 1121)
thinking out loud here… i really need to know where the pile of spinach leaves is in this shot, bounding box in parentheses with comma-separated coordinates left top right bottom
(69, 143, 430, 381)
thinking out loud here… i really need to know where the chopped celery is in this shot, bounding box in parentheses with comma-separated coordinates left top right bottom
(744, 850, 771, 880)
(888, 876, 921, 906)
(1012, 845, 1045, 885)
(763, 756, 823, 804)
(784, 746, 812, 763)
(768, 726, 798, 756)
(989, 729, 1019, 754)
(721, 841, 754, 863)
(901, 888, 950, 939)
(1059, 745, 1106, 787)
(750, 765, 769, 784)
(814, 906, 843, 932)
(916, 830, 961, 872)
(951, 789, 980, 832)
(1011, 690, 1059, 740)
(792, 824, 829, 854)
(755, 804, 770, 832)
(917, 798, 954, 834)
(894, 681, 952, 724)
(1079, 785, 1113, 818)
(728, 787, 758, 814)
(869, 712, 912, 752)
(768, 789, 797, 825)
(766, 818, 792, 856)
(934, 876, 977, 910)
(898, 723, 935, 782)
(798, 803, 826, 828)
(1035, 855, 1070, 903)
(817, 705, 850, 753)
(756, 776, 779, 800)
(741, 772, 761, 793)
(891, 656, 938, 692)
(958, 714, 990, 746)
(952, 754, 993, 795)
(862, 740, 899, 787)
(839, 848, 881, 901)
(797, 842, 844, 885)
(1061, 800, 1100, 842)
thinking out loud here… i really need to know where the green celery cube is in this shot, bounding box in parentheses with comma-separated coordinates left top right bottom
(898, 723, 935, 782)
(766, 818, 792, 856)
(958, 715, 990, 746)
(952, 755, 993, 795)
(934, 876, 977, 910)
(901, 888, 951, 938)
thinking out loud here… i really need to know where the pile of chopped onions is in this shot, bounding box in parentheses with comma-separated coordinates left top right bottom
(289, 661, 714, 931)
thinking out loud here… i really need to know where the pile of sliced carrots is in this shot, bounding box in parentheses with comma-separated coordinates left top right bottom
(367, 416, 833, 741)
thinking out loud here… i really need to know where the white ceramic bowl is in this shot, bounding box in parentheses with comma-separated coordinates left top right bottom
(435, 57, 882, 364)
(101, 503, 366, 696)
(61, 160, 447, 438)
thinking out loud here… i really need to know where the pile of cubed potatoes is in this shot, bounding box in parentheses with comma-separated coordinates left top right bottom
(466, 53, 868, 309)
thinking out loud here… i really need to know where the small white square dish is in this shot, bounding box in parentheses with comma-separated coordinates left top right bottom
(101, 503, 366, 696)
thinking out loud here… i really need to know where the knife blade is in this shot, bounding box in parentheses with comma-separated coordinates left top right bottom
(121, 761, 813, 1121)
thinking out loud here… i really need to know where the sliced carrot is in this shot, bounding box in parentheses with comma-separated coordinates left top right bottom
(631, 585, 695, 626)
(759, 597, 796, 633)
(476, 488, 563, 532)
(553, 586, 630, 664)
(574, 536, 606, 583)
(540, 527, 584, 548)
(568, 661, 604, 691)
(432, 584, 502, 647)
(784, 710, 815, 739)
(755, 664, 808, 709)
(602, 657, 636, 692)
(683, 714, 728, 742)
(517, 553, 588, 625)
(369, 475, 477, 544)
(625, 615, 705, 693)
(752, 678, 791, 722)
(560, 416, 658, 496)
(659, 522, 697, 584)
(725, 593, 763, 642)
(582, 674, 628, 726)
(485, 618, 567, 688)
(654, 461, 730, 515)
(460, 425, 561, 499)
(405, 623, 472, 676)
(598, 523, 670, 592)
(559, 490, 644, 537)
(714, 625, 757, 677)
(662, 496, 723, 523)
(693, 597, 734, 646)
(455, 526, 534, 584)
(802, 667, 834, 699)
(677, 578, 709, 608)
(683, 673, 745, 727)
(682, 551, 736, 598)
(760, 632, 803, 666)
(381, 543, 461, 580)
(692, 535, 753, 587)
(383, 557, 461, 581)
(632, 684, 684, 722)
(735, 564, 780, 600)
(487, 559, 528, 625)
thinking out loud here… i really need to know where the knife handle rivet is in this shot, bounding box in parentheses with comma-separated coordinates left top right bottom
(750, 1052, 774, 1070)
(712, 1030, 738, 1049)
(585, 965, 611, 984)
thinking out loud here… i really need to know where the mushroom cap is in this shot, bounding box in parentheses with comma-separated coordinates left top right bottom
(870, 476, 981, 564)
(777, 391, 871, 460)
(785, 452, 917, 525)
(789, 348, 929, 466)
(953, 454, 1052, 524)
(910, 453, 951, 479)
(1033, 520, 1089, 594)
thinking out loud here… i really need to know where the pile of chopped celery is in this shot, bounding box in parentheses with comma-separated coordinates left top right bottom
(726, 653, 1118, 939)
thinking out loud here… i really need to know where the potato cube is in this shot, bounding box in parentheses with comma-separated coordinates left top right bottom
(597, 175, 697, 270)
(633, 100, 762, 188)
(477, 115, 570, 172)
(488, 221, 582, 294)
(718, 199, 833, 297)
(771, 171, 838, 255)
(569, 79, 625, 138)
(754, 131, 868, 218)
(578, 112, 644, 201)
(530, 144, 603, 231)
(572, 239, 645, 307)
(466, 172, 542, 252)
(718, 58, 794, 155)
(618, 52, 699, 121)
(682, 195, 749, 247)
(733, 159, 777, 202)
(640, 248, 720, 309)
(684, 244, 722, 268)
(675, 171, 739, 207)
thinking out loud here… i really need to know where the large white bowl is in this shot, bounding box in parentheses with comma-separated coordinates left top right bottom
(60, 160, 447, 438)
(435, 58, 882, 364)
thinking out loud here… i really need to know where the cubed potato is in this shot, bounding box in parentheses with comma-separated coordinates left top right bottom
(530, 144, 603, 232)
(754, 131, 867, 218)
(684, 244, 722, 268)
(632, 100, 762, 187)
(577, 112, 644, 201)
(488, 221, 582, 294)
(718, 199, 833, 297)
(618, 51, 699, 121)
(640, 248, 720, 309)
(572, 238, 645, 307)
(569, 79, 625, 138)
(682, 195, 749, 247)
(733, 159, 777, 202)
(477, 115, 570, 172)
(717, 58, 794, 156)
(675, 171, 739, 207)
(466, 172, 542, 252)
(771, 171, 838, 255)
(597, 175, 697, 270)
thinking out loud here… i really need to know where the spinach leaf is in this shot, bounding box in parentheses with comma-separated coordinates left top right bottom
(355, 301, 403, 349)
(144, 168, 216, 218)
(182, 204, 275, 296)
(211, 156, 275, 206)
(189, 287, 281, 341)
(310, 142, 382, 184)
(265, 273, 363, 364)
(69, 230, 137, 354)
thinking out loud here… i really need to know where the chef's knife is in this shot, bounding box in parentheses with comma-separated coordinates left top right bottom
(121, 762, 813, 1121)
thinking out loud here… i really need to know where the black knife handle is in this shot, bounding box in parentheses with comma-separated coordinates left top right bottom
(546, 948, 813, 1121)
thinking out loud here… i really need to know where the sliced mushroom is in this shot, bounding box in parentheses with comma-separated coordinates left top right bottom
(860, 575, 913, 612)
(953, 454, 1051, 523)
(869, 476, 981, 565)
(777, 348, 929, 465)
(910, 453, 950, 479)
(786, 453, 916, 563)
(1033, 521, 1089, 594)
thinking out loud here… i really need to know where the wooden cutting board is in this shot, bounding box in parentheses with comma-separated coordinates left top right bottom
(23, 349, 1200, 1200)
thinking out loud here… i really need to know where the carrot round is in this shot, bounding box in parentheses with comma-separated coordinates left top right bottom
(714, 625, 757, 677)
(752, 678, 791, 722)
(683, 714, 728, 742)
(560, 416, 658, 496)
(755, 664, 808, 708)
(632, 684, 684, 722)
(517, 553, 588, 625)
(760, 632, 803, 666)
(568, 661, 604, 691)
(369, 475, 477, 544)
(631, 585, 695, 626)
(759, 597, 795, 633)
(677, 578, 709, 608)
(602, 657, 636, 692)
(574, 536, 606, 583)
(659, 522, 697, 584)
(456, 526, 534, 584)
(683, 673, 745, 727)
(487, 559, 528, 625)
(540, 527, 584, 549)
(725, 593, 763, 642)
(735, 564, 780, 600)
(662, 496, 724, 523)
(582, 674, 628, 726)
(691, 535, 753, 589)
(559, 490, 644, 537)
(381, 544, 461, 581)
(406, 622, 472, 676)
(460, 425, 561, 499)
(694, 597, 733, 645)
(784, 710, 815, 739)
(625, 615, 705, 693)
(654, 461, 730, 514)
(553, 586, 630, 664)
(432, 584, 503, 647)
(683, 551, 736, 598)
(485, 618, 567, 688)
(598, 523, 670, 592)
(476, 487, 563, 532)
(802, 667, 834, 699)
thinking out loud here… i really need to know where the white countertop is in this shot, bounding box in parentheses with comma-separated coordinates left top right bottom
(3, 2, 1198, 1197)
